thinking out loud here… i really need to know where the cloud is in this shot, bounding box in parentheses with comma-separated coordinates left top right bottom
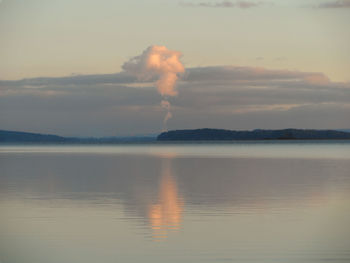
(122, 45, 184, 96)
(315, 0, 350, 8)
(180, 1, 263, 9)
(1, 66, 349, 136)
(0, 66, 336, 90)
(0, 72, 137, 87)
(121, 45, 185, 129)
(183, 66, 332, 86)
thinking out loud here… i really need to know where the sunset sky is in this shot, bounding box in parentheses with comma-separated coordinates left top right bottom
(1, 0, 349, 136)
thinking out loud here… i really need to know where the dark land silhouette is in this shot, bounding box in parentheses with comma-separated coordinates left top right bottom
(1, 128, 350, 144)
(0, 130, 155, 144)
(157, 128, 350, 141)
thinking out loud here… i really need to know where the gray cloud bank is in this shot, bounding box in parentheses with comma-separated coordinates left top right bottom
(316, 0, 350, 8)
(180, 1, 263, 8)
(1, 66, 349, 136)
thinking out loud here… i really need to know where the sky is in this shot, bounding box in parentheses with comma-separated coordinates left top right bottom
(0, 0, 349, 136)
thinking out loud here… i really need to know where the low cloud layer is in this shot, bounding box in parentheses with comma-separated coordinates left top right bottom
(180, 1, 263, 8)
(1, 66, 349, 136)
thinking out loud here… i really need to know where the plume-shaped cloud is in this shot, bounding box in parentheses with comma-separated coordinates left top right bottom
(122, 45, 185, 130)
(122, 46, 185, 97)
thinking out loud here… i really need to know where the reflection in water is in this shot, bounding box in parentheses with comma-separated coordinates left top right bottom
(1, 145, 350, 263)
(148, 158, 183, 239)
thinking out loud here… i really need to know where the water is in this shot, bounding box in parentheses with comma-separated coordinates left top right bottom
(1, 142, 350, 263)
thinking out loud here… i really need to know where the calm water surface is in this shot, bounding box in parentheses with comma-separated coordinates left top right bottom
(1, 142, 350, 263)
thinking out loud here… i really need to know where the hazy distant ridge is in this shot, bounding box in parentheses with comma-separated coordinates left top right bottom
(0, 130, 69, 143)
(0, 130, 155, 144)
(157, 128, 350, 141)
(2, 129, 350, 144)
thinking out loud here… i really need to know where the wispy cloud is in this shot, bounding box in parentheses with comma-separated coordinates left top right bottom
(0, 66, 338, 89)
(316, 0, 350, 8)
(0, 73, 137, 87)
(180, 1, 263, 9)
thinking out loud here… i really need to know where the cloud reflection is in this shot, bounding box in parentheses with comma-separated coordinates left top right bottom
(1, 150, 350, 242)
(148, 158, 184, 239)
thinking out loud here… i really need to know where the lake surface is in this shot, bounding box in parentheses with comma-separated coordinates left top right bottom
(1, 142, 350, 263)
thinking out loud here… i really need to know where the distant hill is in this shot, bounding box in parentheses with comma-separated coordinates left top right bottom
(157, 128, 350, 141)
(0, 130, 69, 143)
(0, 130, 156, 144)
(338, 129, 350, 133)
(2, 128, 350, 144)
